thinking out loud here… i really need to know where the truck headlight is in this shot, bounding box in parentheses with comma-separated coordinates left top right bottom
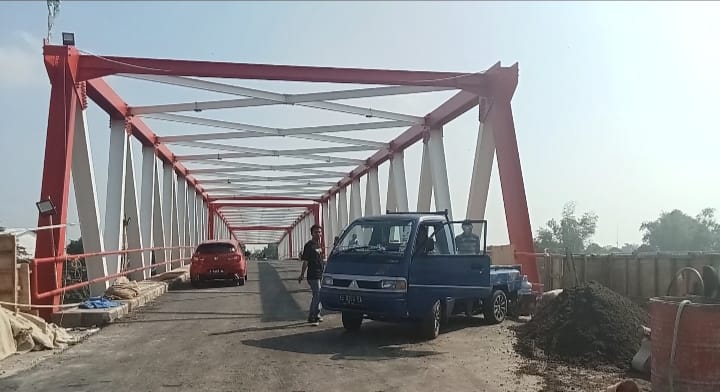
(322, 276, 334, 286)
(381, 279, 407, 291)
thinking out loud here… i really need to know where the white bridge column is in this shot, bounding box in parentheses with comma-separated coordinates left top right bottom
(104, 119, 128, 279)
(467, 101, 495, 221)
(349, 179, 362, 221)
(386, 152, 409, 212)
(152, 157, 167, 273)
(328, 194, 338, 247)
(337, 187, 349, 232)
(72, 106, 107, 296)
(322, 201, 331, 255)
(162, 162, 174, 271)
(365, 167, 381, 216)
(428, 127, 453, 220)
(417, 137, 433, 211)
(176, 176, 187, 266)
(123, 141, 145, 280)
(139, 146, 155, 280)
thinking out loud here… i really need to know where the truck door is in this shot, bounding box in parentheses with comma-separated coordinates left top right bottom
(448, 219, 491, 292)
(407, 220, 490, 316)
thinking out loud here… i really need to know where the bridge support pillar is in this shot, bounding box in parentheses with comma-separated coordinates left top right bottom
(349, 179, 362, 222)
(337, 187, 348, 231)
(427, 127, 453, 220)
(365, 167, 381, 216)
(417, 136, 433, 211)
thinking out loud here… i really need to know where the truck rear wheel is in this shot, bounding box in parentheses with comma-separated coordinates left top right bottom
(483, 290, 508, 324)
(342, 312, 363, 331)
(421, 300, 441, 340)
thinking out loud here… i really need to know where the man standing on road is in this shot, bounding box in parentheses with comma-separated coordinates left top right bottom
(455, 221, 481, 254)
(298, 224, 324, 326)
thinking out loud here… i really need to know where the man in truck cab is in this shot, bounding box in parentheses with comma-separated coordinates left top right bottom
(455, 220, 481, 254)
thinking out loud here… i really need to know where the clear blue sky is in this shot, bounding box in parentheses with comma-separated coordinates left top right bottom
(1, 1, 719, 247)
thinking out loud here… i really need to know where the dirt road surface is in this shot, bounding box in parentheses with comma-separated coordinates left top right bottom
(0, 261, 645, 392)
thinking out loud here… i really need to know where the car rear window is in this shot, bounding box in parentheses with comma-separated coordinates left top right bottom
(196, 243, 236, 254)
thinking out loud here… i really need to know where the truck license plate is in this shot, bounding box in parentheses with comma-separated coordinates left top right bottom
(339, 294, 362, 305)
(210, 269, 224, 274)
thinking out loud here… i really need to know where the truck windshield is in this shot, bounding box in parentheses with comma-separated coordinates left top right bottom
(334, 219, 413, 256)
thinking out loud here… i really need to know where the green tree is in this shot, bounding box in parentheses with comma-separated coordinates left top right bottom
(640, 209, 720, 251)
(534, 202, 598, 253)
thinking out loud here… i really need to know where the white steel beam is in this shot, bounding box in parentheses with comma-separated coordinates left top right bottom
(198, 178, 338, 187)
(365, 167, 381, 216)
(130, 85, 452, 115)
(322, 201, 330, 255)
(170, 170, 181, 268)
(152, 157, 167, 272)
(169, 134, 385, 149)
(125, 75, 426, 123)
(390, 151, 409, 212)
(386, 159, 397, 212)
(466, 115, 495, 221)
(139, 146, 155, 280)
(123, 142, 145, 280)
(188, 186, 197, 250)
(428, 127, 453, 220)
(71, 107, 107, 296)
(337, 187, 349, 231)
(328, 194, 338, 247)
(417, 138, 433, 211)
(150, 115, 393, 148)
(195, 173, 341, 183)
(104, 119, 128, 278)
(159, 120, 409, 142)
(175, 145, 373, 161)
(349, 179, 362, 221)
(162, 162, 174, 271)
(176, 176, 188, 266)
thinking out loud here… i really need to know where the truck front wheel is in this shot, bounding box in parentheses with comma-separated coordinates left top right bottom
(342, 312, 363, 331)
(421, 300, 442, 340)
(483, 290, 508, 324)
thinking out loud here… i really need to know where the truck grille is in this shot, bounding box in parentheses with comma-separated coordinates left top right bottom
(331, 279, 382, 290)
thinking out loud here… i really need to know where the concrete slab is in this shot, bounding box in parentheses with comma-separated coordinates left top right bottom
(50, 266, 189, 328)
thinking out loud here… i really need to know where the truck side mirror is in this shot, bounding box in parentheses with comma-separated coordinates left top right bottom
(333, 236, 340, 246)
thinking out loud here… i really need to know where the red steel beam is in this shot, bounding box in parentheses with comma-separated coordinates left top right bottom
(33, 44, 83, 318)
(74, 51, 487, 91)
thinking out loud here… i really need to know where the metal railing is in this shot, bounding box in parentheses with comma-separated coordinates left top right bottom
(32, 245, 195, 300)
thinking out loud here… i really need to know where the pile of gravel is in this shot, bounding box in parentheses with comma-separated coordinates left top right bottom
(514, 281, 648, 369)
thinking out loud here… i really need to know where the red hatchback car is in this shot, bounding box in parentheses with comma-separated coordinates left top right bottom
(190, 240, 248, 287)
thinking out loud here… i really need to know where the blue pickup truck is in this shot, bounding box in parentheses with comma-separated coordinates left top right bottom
(319, 211, 523, 339)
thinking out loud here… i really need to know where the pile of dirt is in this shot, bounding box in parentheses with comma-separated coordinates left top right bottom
(514, 281, 648, 369)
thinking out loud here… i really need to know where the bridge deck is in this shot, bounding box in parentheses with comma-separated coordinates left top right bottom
(0, 261, 635, 391)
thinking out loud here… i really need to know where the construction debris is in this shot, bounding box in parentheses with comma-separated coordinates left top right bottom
(514, 281, 648, 369)
(0, 306, 79, 361)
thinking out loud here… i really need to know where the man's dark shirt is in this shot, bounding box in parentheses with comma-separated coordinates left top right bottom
(456, 232, 481, 254)
(302, 240, 324, 280)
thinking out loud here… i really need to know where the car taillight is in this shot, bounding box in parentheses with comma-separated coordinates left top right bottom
(228, 255, 241, 262)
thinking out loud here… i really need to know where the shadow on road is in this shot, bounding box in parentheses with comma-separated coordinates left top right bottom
(258, 262, 305, 322)
(240, 321, 442, 361)
(115, 315, 260, 324)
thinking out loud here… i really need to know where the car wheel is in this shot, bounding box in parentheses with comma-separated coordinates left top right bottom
(421, 300, 441, 340)
(342, 312, 363, 331)
(483, 290, 508, 324)
(236, 277, 245, 286)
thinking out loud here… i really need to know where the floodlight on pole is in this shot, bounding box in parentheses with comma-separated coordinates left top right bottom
(36, 199, 57, 216)
(61, 32, 75, 46)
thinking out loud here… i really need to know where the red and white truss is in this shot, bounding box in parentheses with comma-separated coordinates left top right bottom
(34, 42, 536, 313)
